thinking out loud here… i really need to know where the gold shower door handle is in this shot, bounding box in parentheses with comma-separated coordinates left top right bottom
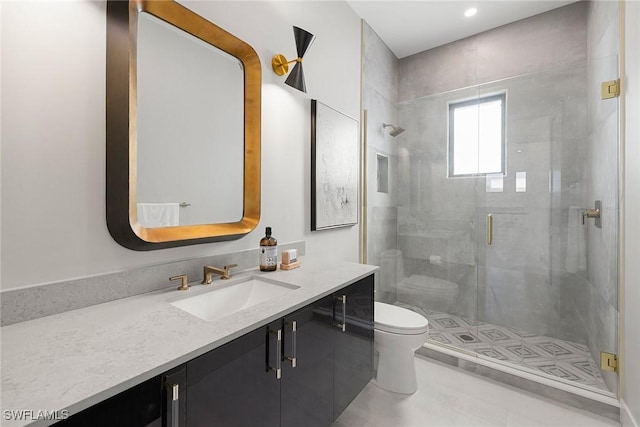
(487, 214, 493, 245)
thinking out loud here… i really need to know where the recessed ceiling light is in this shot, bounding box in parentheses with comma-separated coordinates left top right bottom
(464, 7, 478, 17)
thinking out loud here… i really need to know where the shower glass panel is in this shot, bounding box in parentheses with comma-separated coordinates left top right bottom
(393, 84, 483, 356)
(388, 57, 619, 395)
(476, 53, 618, 395)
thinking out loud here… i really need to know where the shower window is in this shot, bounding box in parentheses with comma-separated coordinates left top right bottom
(448, 93, 506, 177)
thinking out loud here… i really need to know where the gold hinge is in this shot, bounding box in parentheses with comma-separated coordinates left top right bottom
(601, 79, 620, 99)
(600, 352, 618, 372)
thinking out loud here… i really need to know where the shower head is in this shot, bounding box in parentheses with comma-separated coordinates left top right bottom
(383, 123, 405, 137)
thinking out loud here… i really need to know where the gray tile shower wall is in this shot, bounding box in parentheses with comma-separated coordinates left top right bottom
(362, 22, 400, 303)
(0, 241, 305, 326)
(397, 2, 588, 102)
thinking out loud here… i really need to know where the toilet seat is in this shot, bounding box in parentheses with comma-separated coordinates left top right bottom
(374, 302, 429, 335)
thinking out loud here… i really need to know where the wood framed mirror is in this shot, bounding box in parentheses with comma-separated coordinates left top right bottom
(106, 0, 261, 250)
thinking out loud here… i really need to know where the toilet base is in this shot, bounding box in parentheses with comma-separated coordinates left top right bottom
(374, 329, 426, 394)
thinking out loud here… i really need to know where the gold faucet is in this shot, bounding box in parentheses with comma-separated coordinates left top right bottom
(170, 274, 190, 291)
(201, 264, 238, 284)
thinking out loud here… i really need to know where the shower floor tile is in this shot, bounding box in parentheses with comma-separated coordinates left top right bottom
(396, 303, 609, 392)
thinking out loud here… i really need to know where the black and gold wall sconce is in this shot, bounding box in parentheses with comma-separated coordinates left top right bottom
(271, 26, 315, 93)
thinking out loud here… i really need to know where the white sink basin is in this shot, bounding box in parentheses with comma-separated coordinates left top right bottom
(169, 275, 299, 322)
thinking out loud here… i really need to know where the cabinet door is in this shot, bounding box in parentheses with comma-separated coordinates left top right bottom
(281, 295, 334, 427)
(186, 321, 281, 427)
(333, 274, 374, 419)
(56, 365, 186, 427)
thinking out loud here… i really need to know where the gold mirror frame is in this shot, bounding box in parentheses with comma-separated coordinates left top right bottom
(106, 0, 261, 250)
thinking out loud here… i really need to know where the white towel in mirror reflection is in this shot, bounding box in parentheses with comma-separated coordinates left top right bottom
(137, 203, 179, 228)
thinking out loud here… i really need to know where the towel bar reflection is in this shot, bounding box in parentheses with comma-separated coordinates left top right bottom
(179, 202, 191, 208)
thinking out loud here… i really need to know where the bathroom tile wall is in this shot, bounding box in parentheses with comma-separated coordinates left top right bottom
(397, 2, 588, 102)
(394, 2, 594, 343)
(362, 22, 400, 303)
(586, 0, 620, 393)
(0, 241, 306, 326)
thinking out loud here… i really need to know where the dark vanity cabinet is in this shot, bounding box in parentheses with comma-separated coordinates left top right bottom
(57, 275, 373, 427)
(186, 320, 282, 427)
(57, 365, 186, 427)
(186, 295, 337, 427)
(280, 295, 335, 427)
(333, 273, 374, 418)
(185, 275, 373, 426)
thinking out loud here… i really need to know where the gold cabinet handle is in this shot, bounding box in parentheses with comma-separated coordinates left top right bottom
(487, 214, 493, 246)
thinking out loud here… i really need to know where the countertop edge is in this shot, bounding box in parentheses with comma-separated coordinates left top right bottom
(1, 260, 378, 427)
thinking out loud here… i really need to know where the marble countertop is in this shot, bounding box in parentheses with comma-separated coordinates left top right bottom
(1, 259, 377, 427)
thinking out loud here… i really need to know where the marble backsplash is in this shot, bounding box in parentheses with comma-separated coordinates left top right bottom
(1, 241, 306, 326)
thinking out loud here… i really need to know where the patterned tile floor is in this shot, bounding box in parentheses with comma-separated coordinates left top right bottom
(396, 303, 610, 392)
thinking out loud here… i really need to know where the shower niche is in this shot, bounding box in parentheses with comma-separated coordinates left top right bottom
(377, 154, 389, 194)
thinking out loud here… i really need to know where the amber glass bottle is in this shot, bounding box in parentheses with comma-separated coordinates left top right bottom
(259, 227, 278, 271)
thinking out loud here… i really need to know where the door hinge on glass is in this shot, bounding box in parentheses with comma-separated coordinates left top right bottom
(601, 79, 620, 99)
(600, 352, 618, 372)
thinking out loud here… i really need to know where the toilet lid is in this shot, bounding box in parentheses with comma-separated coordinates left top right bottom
(374, 302, 429, 334)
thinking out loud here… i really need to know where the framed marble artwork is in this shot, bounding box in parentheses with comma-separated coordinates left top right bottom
(311, 99, 359, 231)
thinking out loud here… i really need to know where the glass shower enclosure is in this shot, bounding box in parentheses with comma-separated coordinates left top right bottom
(363, 1, 620, 398)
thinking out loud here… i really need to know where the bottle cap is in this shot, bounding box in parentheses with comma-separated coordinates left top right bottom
(265, 226, 272, 236)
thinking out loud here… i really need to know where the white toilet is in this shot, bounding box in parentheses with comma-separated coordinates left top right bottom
(374, 302, 429, 394)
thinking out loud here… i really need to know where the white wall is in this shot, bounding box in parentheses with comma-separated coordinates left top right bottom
(0, 1, 361, 290)
(623, 0, 640, 424)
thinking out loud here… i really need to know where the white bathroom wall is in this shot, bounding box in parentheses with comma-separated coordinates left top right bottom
(0, 0, 361, 290)
(623, 0, 640, 424)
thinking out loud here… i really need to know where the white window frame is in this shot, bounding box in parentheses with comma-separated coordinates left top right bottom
(448, 93, 506, 178)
